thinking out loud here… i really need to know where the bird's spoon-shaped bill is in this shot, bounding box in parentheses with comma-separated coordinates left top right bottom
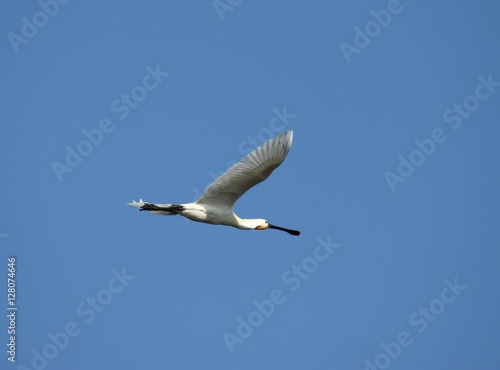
(269, 223, 300, 236)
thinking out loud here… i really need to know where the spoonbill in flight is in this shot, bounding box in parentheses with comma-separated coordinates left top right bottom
(127, 130, 300, 236)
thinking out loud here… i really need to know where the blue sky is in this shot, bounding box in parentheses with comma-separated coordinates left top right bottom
(1, 1, 500, 369)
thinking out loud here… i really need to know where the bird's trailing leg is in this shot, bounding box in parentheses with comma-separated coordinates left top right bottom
(140, 203, 185, 214)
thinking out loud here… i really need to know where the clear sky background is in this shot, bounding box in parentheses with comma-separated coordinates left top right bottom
(1, 1, 500, 369)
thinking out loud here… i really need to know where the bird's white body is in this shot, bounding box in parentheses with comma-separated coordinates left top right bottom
(127, 131, 300, 236)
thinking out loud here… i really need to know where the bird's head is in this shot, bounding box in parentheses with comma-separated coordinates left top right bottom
(254, 219, 270, 230)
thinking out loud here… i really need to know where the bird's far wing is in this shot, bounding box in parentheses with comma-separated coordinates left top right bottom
(195, 131, 294, 209)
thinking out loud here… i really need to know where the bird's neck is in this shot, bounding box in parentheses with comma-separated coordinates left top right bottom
(235, 216, 262, 230)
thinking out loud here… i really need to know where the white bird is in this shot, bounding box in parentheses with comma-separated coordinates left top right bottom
(127, 130, 300, 236)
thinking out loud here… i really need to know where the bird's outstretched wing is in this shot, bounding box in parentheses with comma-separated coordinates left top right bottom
(195, 131, 294, 209)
